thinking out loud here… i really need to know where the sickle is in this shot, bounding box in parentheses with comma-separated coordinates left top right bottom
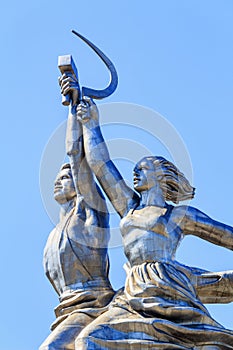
(72, 30, 118, 100)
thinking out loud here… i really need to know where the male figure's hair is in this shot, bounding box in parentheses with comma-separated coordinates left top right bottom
(60, 163, 71, 171)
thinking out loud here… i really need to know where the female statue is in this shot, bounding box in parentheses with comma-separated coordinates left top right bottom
(60, 75, 233, 348)
(73, 94, 233, 349)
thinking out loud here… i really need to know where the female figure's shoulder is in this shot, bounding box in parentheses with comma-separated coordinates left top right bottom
(169, 204, 206, 228)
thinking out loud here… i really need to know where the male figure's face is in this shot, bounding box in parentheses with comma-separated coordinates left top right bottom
(54, 168, 76, 204)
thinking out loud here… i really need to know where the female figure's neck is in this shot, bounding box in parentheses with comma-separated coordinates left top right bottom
(140, 185, 165, 208)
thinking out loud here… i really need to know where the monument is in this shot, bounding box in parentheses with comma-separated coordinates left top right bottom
(40, 31, 233, 349)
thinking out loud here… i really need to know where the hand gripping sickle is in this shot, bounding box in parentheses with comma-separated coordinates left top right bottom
(58, 30, 118, 105)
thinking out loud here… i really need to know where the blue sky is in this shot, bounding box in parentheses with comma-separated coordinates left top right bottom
(1, 1, 233, 349)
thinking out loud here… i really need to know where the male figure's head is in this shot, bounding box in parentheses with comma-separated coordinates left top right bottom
(54, 163, 76, 204)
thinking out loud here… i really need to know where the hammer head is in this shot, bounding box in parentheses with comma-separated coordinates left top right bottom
(58, 55, 78, 78)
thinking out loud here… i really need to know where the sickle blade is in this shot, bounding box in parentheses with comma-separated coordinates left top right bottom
(72, 30, 118, 100)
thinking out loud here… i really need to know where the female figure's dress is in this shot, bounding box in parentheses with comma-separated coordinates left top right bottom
(76, 205, 233, 349)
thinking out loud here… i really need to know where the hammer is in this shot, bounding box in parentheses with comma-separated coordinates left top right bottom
(58, 54, 80, 106)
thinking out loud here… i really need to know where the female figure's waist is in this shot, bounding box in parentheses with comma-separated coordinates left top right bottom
(122, 229, 179, 266)
(124, 241, 174, 267)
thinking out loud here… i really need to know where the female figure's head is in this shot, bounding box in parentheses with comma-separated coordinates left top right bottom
(133, 156, 195, 204)
(54, 163, 76, 204)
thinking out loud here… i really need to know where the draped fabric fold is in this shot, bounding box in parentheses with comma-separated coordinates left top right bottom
(76, 262, 233, 349)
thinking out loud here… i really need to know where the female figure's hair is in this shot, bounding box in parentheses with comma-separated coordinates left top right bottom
(145, 156, 195, 204)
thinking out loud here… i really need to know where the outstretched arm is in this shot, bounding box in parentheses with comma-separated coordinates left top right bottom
(172, 262, 233, 304)
(175, 205, 233, 250)
(77, 97, 139, 218)
(195, 269, 233, 304)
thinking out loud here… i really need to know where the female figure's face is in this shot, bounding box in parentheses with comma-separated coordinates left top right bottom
(54, 168, 76, 204)
(133, 158, 160, 192)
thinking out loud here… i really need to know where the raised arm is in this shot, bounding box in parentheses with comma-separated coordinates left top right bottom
(60, 75, 107, 214)
(77, 97, 139, 218)
(175, 205, 233, 250)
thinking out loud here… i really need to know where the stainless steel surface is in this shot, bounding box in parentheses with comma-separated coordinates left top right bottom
(39, 76, 114, 350)
(58, 55, 80, 106)
(74, 97, 233, 349)
(41, 35, 233, 348)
